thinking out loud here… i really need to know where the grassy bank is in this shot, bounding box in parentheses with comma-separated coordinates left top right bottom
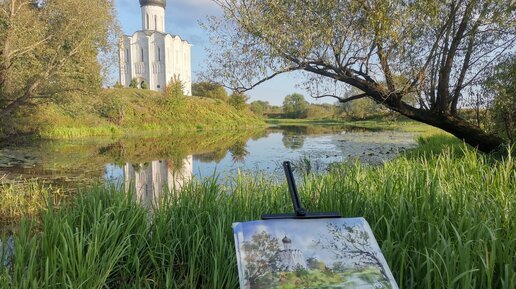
(1, 88, 264, 139)
(1, 136, 514, 288)
(268, 118, 446, 135)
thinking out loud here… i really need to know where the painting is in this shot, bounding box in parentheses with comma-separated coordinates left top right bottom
(233, 218, 399, 289)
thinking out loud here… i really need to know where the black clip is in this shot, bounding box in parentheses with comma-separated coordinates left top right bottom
(261, 161, 341, 220)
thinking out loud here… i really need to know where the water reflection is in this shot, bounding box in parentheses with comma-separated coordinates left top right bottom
(0, 124, 417, 190)
(123, 157, 192, 207)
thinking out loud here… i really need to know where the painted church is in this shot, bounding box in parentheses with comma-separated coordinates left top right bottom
(119, 0, 192, 95)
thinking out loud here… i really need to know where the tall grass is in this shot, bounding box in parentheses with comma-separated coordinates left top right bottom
(1, 143, 514, 288)
(0, 181, 66, 232)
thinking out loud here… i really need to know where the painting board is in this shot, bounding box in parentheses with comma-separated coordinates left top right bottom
(233, 217, 399, 289)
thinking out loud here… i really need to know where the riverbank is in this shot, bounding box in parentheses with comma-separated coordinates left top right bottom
(267, 118, 446, 135)
(1, 135, 514, 289)
(0, 88, 264, 139)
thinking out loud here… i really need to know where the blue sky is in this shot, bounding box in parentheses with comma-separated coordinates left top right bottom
(114, 0, 328, 106)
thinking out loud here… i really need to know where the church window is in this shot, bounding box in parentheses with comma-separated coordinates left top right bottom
(154, 15, 157, 30)
(141, 48, 144, 62)
(126, 49, 129, 63)
(158, 47, 161, 61)
(146, 14, 149, 29)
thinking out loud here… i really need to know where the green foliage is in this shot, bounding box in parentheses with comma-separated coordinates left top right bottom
(283, 93, 309, 119)
(228, 91, 249, 110)
(164, 76, 185, 98)
(114, 81, 124, 89)
(0, 0, 118, 117)
(305, 104, 336, 119)
(339, 98, 385, 120)
(249, 100, 271, 116)
(485, 57, 516, 141)
(140, 81, 149, 90)
(0, 88, 264, 138)
(192, 81, 229, 101)
(205, 0, 514, 152)
(98, 95, 125, 125)
(0, 181, 66, 231)
(129, 78, 139, 88)
(5, 140, 515, 288)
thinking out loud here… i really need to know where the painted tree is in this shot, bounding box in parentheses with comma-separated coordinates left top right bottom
(205, 0, 516, 152)
(319, 222, 390, 282)
(0, 0, 118, 118)
(241, 231, 280, 286)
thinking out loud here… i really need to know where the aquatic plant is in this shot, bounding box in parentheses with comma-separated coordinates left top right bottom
(1, 139, 514, 288)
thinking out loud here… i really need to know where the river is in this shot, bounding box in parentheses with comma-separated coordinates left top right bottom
(0, 124, 416, 193)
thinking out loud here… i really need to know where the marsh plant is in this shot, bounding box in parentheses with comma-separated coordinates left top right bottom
(0, 138, 514, 288)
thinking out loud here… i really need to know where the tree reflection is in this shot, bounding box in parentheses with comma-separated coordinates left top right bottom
(282, 134, 305, 150)
(229, 140, 249, 162)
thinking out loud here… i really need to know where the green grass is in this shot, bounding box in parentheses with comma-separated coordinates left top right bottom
(1, 88, 265, 139)
(267, 118, 445, 134)
(0, 180, 67, 233)
(1, 136, 514, 288)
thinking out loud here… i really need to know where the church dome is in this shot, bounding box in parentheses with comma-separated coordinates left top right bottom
(139, 0, 166, 8)
(282, 236, 292, 244)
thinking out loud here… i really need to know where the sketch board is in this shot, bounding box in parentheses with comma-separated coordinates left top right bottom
(233, 217, 399, 289)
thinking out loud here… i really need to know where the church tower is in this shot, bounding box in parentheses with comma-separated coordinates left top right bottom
(119, 0, 192, 95)
(140, 0, 165, 32)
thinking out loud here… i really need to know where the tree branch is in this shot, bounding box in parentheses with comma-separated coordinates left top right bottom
(312, 93, 368, 104)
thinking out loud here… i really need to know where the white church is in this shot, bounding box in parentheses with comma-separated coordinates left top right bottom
(119, 0, 192, 95)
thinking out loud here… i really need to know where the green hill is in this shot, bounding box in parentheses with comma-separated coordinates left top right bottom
(1, 88, 264, 138)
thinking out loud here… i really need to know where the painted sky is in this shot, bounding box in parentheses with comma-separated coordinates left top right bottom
(114, 0, 329, 106)
(234, 218, 385, 267)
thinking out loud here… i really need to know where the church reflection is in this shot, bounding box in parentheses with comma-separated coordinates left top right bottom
(123, 156, 193, 207)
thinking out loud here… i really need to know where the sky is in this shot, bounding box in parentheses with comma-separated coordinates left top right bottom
(114, 0, 327, 106)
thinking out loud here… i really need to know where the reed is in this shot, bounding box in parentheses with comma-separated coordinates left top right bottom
(1, 139, 514, 288)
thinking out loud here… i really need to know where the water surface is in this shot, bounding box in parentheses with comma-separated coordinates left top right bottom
(0, 125, 416, 194)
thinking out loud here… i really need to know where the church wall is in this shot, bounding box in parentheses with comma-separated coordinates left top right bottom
(164, 36, 192, 95)
(141, 5, 165, 32)
(149, 34, 166, 91)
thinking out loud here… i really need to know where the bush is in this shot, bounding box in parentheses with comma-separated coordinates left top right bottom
(228, 92, 249, 110)
(164, 76, 185, 98)
(192, 81, 228, 101)
(129, 78, 139, 88)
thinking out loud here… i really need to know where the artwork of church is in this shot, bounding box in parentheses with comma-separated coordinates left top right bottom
(119, 0, 192, 95)
(277, 235, 307, 271)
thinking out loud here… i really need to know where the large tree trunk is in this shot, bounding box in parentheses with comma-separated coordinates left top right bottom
(393, 102, 505, 153)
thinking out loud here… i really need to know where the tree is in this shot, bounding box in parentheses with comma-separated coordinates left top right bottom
(206, 0, 516, 152)
(228, 91, 249, 110)
(192, 81, 229, 101)
(484, 57, 516, 142)
(0, 0, 118, 118)
(306, 257, 326, 270)
(283, 93, 309, 119)
(249, 100, 270, 116)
